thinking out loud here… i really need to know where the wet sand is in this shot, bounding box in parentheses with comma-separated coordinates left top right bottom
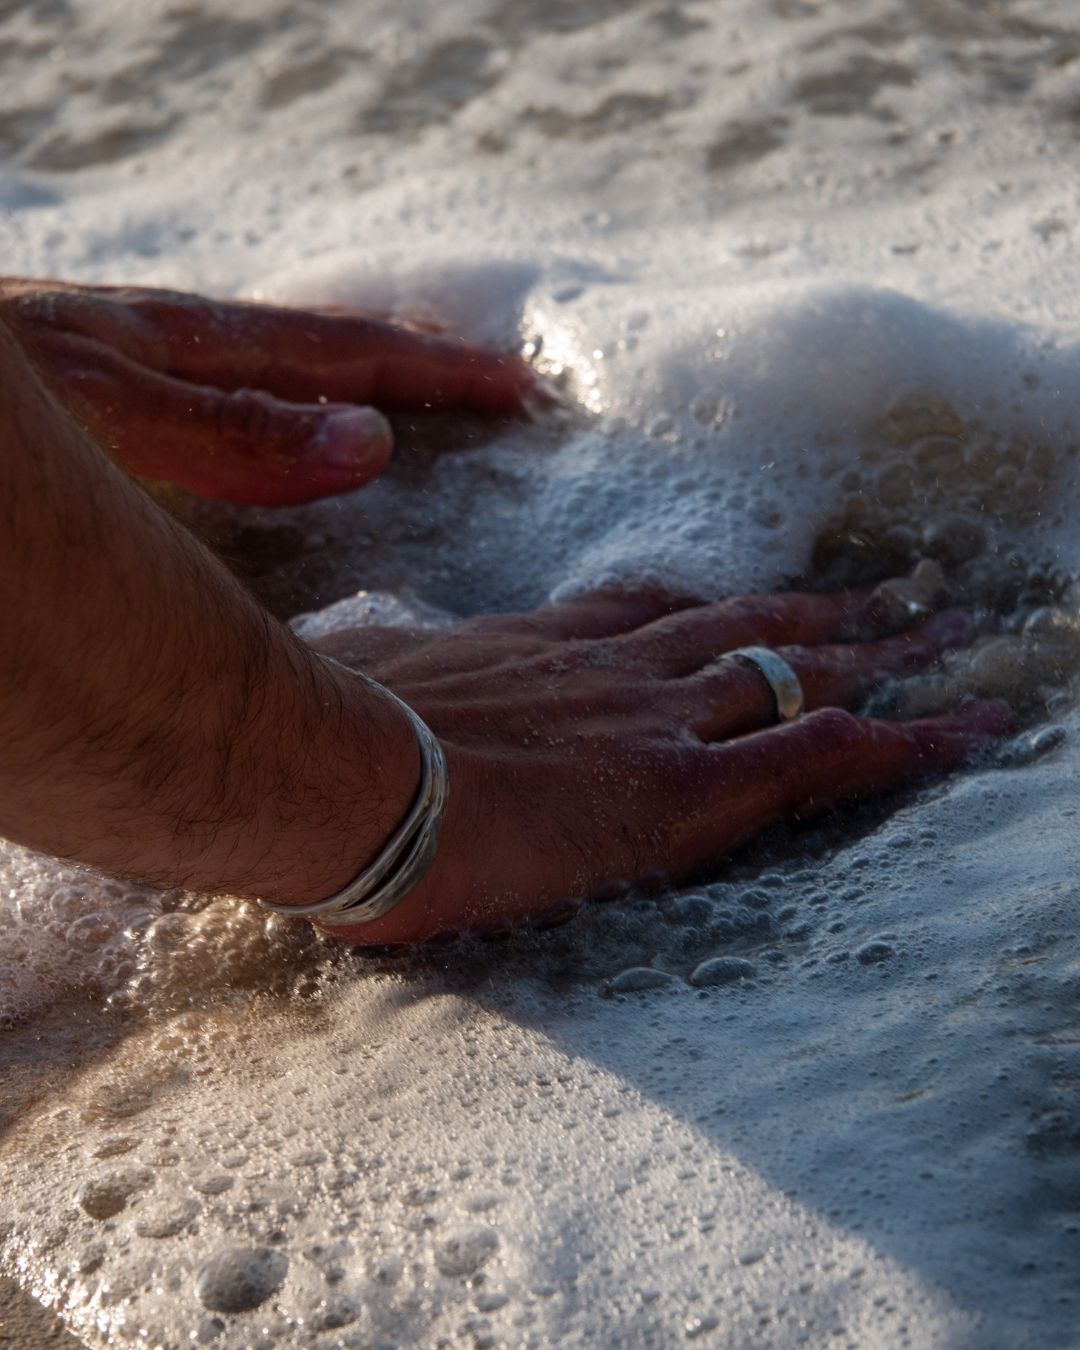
(0, 1277, 80, 1348)
(0, 1005, 125, 1349)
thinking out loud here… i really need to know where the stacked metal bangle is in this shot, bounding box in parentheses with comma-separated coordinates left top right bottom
(260, 655, 449, 927)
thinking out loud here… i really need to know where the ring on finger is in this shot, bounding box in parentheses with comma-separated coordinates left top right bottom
(725, 646, 805, 722)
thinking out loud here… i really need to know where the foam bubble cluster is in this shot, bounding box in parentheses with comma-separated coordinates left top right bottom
(0, 847, 166, 1028)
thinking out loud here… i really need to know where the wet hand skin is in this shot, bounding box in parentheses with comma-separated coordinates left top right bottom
(309, 586, 1013, 946)
(0, 277, 535, 506)
(0, 284, 1011, 943)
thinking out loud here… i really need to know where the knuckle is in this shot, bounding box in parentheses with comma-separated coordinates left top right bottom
(131, 289, 212, 331)
(219, 388, 284, 447)
(800, 706, 864, 745)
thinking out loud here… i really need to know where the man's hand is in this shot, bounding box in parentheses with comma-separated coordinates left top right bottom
(310, 587, 1012, 945)
(0, 313, 1011, 948)
(0, 277, 534, 506)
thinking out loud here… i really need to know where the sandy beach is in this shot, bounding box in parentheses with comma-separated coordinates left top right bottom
(5, 1, 1080, 1345)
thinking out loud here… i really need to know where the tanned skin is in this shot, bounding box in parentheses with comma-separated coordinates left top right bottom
(0, 319, 420, 905)
(0, 283, 1013, 946)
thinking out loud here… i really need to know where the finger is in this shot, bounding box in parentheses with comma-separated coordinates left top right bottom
(465, 585, 706, 642)
(789, 609, 974, 708)
(678, 701, 1014, 869)
(33, 331, 392, 506)
(376, 587, 885, 686)
(611, 589, 872, 675)
(304, 302, 448, 335)
(682, 610, 975, 741)
(385, 587, 706, 665)
(22, 283, 536, 416)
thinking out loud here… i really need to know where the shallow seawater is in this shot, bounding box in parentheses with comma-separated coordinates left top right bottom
(6, 0, 1080, 1346)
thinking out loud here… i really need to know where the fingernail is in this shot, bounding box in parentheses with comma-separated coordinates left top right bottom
(313, 407, 392, 471)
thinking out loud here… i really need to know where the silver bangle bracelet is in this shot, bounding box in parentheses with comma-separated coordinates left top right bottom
(259, 655, 449, 928)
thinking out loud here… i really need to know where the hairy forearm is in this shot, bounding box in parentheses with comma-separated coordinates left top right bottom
(0, 322, 417, 904)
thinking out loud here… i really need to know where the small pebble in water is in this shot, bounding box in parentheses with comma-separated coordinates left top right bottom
(867, 560, 947, 633)
(921, 516, 985, 566)
(607, 967, 681, 993)
(689, 958, 756, 987)
(196, 1247, 288, 1313)
(968, 637, 1028, 698)
(1022, 611, 1080, 683)
(685, 1314, 720, 1338)
(996, 724, 1067, 767)
(1022, 605, 1080, 649)
(856, 942, 895, 965)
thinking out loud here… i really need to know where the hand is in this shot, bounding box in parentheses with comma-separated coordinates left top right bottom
(0, 276, 534, 506)
(309, 585, 1012, 945)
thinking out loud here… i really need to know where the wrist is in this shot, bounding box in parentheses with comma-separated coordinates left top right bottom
(310, 741, 482, 946)
(217, 644, 423, 907)
(0, 326, 423, 904)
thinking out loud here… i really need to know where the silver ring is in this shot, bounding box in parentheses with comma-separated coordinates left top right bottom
(726, 646, 805, 722)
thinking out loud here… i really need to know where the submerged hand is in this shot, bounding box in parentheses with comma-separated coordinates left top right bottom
(310, 586, 1012, 945)
(0, 315, 1007, 938)
(0, 277, 534, 506)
